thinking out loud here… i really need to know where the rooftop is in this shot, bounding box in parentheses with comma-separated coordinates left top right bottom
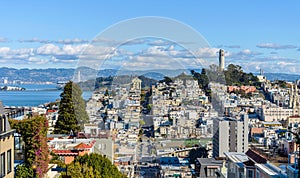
(73, 140, 96, 149)
(0, 100, 15, 138)
(196, 158, 223, 166)
(262, 121, 282, 125)
(255, 163, 282, 176)
(224, 152, 249, 168)
(245, 149, 267, 164)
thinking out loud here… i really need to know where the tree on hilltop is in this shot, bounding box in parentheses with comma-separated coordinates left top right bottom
(224, 64, 259, 86)
(191, 69, 209, 91)
(54, 81, 89, 134)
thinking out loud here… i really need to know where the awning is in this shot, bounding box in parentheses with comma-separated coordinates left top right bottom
(207, 166, 220, 169)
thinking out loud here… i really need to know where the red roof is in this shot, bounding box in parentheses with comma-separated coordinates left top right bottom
(251, 128, 264, 134)
(74, 142, 92, 149)
(47, 110, 56, 113)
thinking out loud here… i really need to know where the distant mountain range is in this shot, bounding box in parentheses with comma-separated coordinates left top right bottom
(0, 67, 299, 83)
(0, 67, 74, 83)
(254, 73, 300, 82)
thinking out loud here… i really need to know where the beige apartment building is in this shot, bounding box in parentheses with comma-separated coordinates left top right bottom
(0, 102, 14, 178)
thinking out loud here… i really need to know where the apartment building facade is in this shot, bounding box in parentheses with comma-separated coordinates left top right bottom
(213, 115, 249, 158)
(0, 102, 14, 178)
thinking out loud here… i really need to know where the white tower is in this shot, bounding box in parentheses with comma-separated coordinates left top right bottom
(219, 49, 225, 71)
(289, 84, 294, 108)
(78, 71, 81, 82)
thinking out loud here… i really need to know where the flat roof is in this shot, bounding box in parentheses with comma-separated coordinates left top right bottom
(262, 121, 282, 125)
(196, 158, 223, 166)
(224, 152, 249, 165)
(255, 163, 280, 176)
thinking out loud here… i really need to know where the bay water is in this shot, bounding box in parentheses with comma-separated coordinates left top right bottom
(0, 84, 92, 106)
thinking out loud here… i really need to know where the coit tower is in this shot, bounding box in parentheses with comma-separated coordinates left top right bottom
(219, 49, 225, 71)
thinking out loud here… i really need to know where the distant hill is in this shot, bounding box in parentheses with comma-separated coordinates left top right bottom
(254, 73, 300, 82)
(1, 67, 299, 84)
(0, 67, 74, 83)
(0, 67, 189, 83)
(78, 75, 157, 91)
(140, 72, 165, 81)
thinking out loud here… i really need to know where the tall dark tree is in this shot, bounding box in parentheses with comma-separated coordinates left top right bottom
(54, 81, 89, 134)
(200, 68, 209, 90)
(187, 147, 208, 164)
(191, 69, 209, 91)
(159, 76, 173, 85)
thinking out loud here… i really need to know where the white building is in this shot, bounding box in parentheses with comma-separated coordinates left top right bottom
(213, 115, 249, 158)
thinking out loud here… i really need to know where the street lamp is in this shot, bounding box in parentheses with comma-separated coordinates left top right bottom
(32, 164, 37, 178)
(287, 126, 300, 178)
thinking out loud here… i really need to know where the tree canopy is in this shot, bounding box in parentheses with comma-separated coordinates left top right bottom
(191, 69, 210, 93)
(187, 147, 208, 164)
(59, 153, 125, 178)
(54, 81, 89, 134)
(224, 64, 259, 86)
(191, 64, 260, 90)
(159, 76, 173, 85)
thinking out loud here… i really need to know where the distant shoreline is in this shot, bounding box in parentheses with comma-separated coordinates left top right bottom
(0, 86, 26, 91)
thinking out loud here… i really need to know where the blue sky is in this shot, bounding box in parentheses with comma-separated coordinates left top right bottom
(0, 1, 299, 74)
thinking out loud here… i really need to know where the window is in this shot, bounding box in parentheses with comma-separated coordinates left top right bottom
(256, 170, 260, 178)
(248, 170, 254, 178)
(91, 128, 97, 135)
(1, 152, 5, 177)
(14, 133, 22, 150)
(206, 168, 217, 176)
(7, 150, 11, 174)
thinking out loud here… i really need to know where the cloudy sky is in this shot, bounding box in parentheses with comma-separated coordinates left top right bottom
(0, 1, 299, 74)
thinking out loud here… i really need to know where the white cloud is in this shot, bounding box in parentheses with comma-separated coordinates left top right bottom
(226, 55, 300, 74)
(121, 39, 147, 45)
(19, 38, 89, 44)
(0, 47, 10, 54)
(227, 49, 263, 61)
(256, 43, 297, 50)
(147, 39, 173, 46)
(2, 38, 300, 74)
(36, 43, 91, 58)
(36, 44, 61, 55)
(194, 47, 220, 58)
(56, 38, 89, 44)
(0, 37, 8, 43)
(277, 61, 295, 66)
(0, 47, 34, 60)
(19, 38, 50, 43)
(0, 43, 88, 66)
(237, 49, 262, 56)
(218, 45, 240, 49)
